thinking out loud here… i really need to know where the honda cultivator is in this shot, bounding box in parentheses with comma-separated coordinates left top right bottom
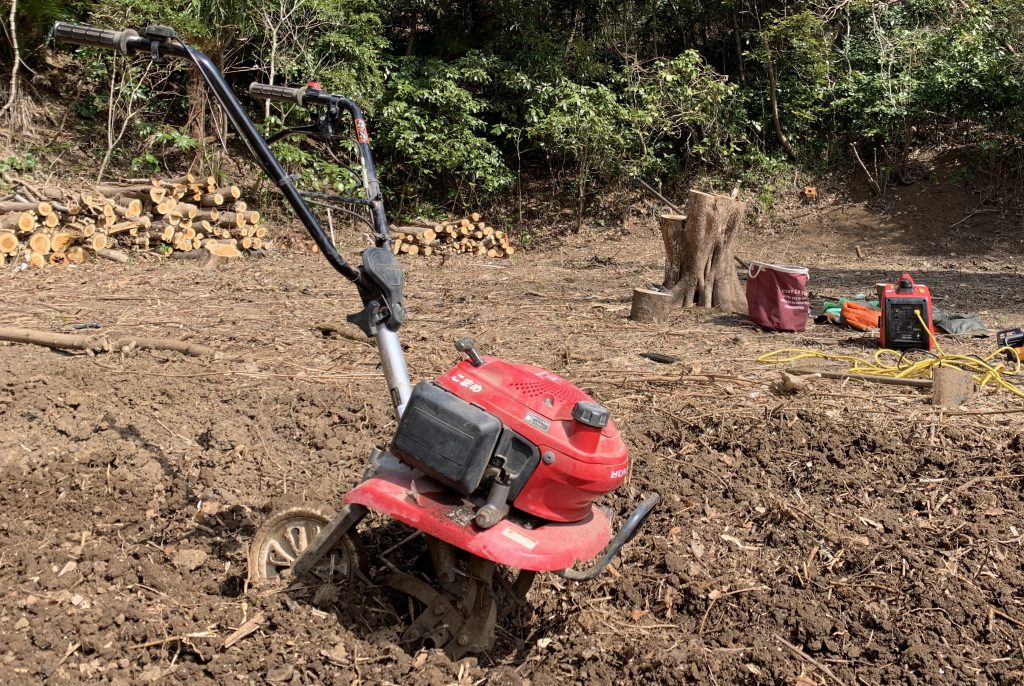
(54, 22, 660, 658)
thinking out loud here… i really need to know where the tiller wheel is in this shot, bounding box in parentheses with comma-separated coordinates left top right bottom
(248, 503, 365, 585)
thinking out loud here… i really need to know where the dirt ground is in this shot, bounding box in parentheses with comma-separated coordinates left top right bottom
(1, 179, 1023, 685)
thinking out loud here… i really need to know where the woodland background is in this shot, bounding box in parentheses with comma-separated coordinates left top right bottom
(1, 0, 1023, 226)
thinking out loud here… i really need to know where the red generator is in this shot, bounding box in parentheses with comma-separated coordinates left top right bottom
(879, 273, 934, 350)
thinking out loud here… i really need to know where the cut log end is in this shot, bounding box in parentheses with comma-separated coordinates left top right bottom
(629, 288, 674, 323)
(932, 366, 975, 408)
(0, 231, 19, 255)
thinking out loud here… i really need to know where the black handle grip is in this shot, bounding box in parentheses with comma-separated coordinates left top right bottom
(248, 82, 307, 106)
(53, 22, 136, 54)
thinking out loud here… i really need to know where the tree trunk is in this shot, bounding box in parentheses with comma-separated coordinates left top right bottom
(666, 190, 747, 313)
(762, 39, 796, 160)
(658, 213, 686, 288)
(0, 0, 19, 121)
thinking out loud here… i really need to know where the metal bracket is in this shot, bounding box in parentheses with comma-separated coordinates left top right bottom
(289, 504, 368, 579)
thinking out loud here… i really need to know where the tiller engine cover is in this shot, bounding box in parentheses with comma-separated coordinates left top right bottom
(390, 356, 628, 525)
(880, 273, 934, 351)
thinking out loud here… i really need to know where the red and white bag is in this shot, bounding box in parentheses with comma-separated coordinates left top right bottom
(746, 262, 809, 332)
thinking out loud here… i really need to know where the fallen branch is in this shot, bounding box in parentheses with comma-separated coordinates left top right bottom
(774, 633, 848, 686)
(221, 612, 266, 650)
(638, 179, 684, 215)
(96, 248, 130, 264)
(787, 367, 932, 388)
(850, 143, 881, 195)
(0, 326, 215, 357)
(129, 631, 216, 650)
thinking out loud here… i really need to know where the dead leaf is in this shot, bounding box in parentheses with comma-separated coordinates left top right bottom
(721, 534, 757, 550)
(776, 371, 819, 395)
(265, 665, 294, 683)
(58, 561, 77, 577)
(857, 515, 884, 532)
(630, 609, 648, 621)
(795, 670, 822, 685)
(410, 651, 428, 669)
(319, 642, 348, 666)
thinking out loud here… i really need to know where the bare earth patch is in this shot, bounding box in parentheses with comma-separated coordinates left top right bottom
(1, 194, 1022, 684)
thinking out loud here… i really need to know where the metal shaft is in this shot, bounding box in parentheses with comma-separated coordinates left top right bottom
(377, 327, 412, 417)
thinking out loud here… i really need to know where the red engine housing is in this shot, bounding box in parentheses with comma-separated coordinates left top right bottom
(434, 357, 628, 523)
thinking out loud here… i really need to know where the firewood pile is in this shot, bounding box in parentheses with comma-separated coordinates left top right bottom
(0, 175, 267, 267)
(390, 213, 515, 258)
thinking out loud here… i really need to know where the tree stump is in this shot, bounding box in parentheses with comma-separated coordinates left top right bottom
(932, 366, 975, 408)
(629, 287, 673, 322)
(658, 214, 687, 288)
(664, 190, 747, 313)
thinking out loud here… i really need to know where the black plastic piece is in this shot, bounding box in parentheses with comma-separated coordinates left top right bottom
(53, 22, 137, 54)
(996, 327, 1023, 348)
(640, 351, 677, 364)
(572, 401, 610, 428)
(882, 298, 930, 349)
(249, 82, 308, 106)
(141, 25, 176, 39)
(495, 428, 541, 501)
(391, 383, 502, 496)
(348, 247, 405, 334)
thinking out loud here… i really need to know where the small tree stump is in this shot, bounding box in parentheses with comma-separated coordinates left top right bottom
(932, 366, 975, 408)
(665, 190, 747, 313)
(629, 287, 673, 322)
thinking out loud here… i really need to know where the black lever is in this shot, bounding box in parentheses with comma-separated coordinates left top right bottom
(455, 338, 484, 367)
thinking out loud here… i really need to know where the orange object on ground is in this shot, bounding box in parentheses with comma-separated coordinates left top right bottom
(841, 300, 880, 331)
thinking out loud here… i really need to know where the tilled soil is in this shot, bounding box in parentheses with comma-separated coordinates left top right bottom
(1, 203, 1023, 685)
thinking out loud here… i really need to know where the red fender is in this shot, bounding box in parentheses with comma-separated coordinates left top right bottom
(345, 470, 611, 572)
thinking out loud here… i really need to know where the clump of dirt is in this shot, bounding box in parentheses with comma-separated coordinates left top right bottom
(1, 191, 1023, 684)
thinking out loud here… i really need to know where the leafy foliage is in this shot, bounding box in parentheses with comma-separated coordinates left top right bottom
(374, 54, 513, 204)
(4, 0, 1023, 208)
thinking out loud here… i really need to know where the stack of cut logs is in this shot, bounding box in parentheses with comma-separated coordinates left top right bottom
(0, 174, 267, 267)
(390, 213, 515, 258)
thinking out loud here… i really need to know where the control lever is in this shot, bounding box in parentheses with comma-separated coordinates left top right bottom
(455, 338, 484, 367)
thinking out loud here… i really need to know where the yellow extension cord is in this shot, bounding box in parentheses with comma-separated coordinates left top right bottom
(757, 310, 1024, 399)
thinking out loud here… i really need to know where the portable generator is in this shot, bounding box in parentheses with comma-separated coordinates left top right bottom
(996, 328, 1024, 363)
(879, 273, 933, 350)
